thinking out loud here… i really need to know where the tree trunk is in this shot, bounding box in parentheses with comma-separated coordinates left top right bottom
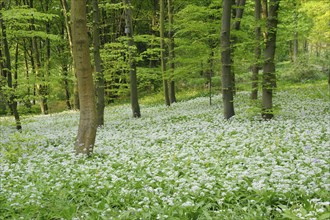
(293, 32, 298, 63)
(230, 0, 246, 95)
(293, 1, 298, 63)
(61, 0, 79, 110)
(22, 39, 32, 109)
(149, 0, 158, 69)
(160, 0, 170, 106)
(63, 65, 72, 110)
(71, 0, 97, 155)
(208, 50, 214, 105)
(168, 0, 176, 103)
(29, 0, 48, 114)
(221, 0, 235, 119)
(262, 0, 280, 120)
(251, 0, 261, 99)
(32, 38, 48, 115)
(303, 40, 308, 53)
(93, 0, 106, 125)
(123, 0, 141, 117)
(60, 23, 72, 110)
(44, 13, 51, 114)
(0, 3, 22, 130)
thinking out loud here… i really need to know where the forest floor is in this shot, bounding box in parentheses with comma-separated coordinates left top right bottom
(0, 81, 329, 219)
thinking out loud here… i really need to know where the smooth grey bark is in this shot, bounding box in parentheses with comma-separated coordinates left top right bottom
(293, 1, 298, 63)
(60, 24, 72, 110)
(262, 0, 280, 120)
(221, 0, 235, 119)
(63, 65, 72, 110)
(60, 0, 79, 110)
(168, 0, 176, 103)
(208, 50, 214, 105)
(160, 0, 170, 106)
(231, 0, 246, 95)
(123, 0, 141, 118)
(93, 0, 106, 125)
(149, 0, 158, 69)
(233, 0, 246, 30)
(71, 0, 97, 155)
(251, 0, 261, 99)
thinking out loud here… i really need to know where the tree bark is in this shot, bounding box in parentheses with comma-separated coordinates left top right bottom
(93, 0, 106, 125)
(29, 0, 48, 114)
(251, 0, 261, 99)
(0, 2, 22, 130)
(149, 0, 158, 69)
(63, 65, 72, 110)
(208, 50, 214, 105)
(22, 39, 33, 109)
(230, 0, 246, 95)
(262, 0, 280, 120)
(71, 0, 97, 155)
(160, 0, 170, 106)
(168, 0, 176, 103)
(293, 1, 298, 63)
(123, 0, 141, 118)
(59, 24, 72, 110)
(221, 0, 235, 119)
(60, 0, 79, 110)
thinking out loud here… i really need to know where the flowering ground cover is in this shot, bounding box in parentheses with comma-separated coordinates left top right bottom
(0, 83, 329, 219)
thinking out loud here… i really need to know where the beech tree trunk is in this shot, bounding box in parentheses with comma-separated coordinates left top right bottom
(60, 24, 72, 110)
(71, 0, 97, 155)
(22, 39, 32, 109)
(93, 0, 106, 125)
(251, 0, 261, 99)
(293, 32, 298, 63)
(149, 0, 158, 69)
(160, 0, 170, 106)
(61, 0, 79, 110)
(0, 3, 22, 130)
(230, 0, 246, 95)
(221, 0, 235, 119)
(208, 50, 214, 105)
(293, 1, 298, 63)
(262, 0, 280, 120)
(168, 0, 176, 103)
(29, 0, 48, 115)
(123, 0, 141, 118)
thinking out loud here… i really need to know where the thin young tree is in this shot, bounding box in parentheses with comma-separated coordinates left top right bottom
(231, 0, 246, 95)
(160, 0, 170, 106)
(123, 0, 141, 117)
(221, 0, 235, 119)
(0, 2, 21, 130)
(262, 0, 280, 120)
(293, 0, 298, 63)
(71, 0, 97, 155)
(251, 0, 261, 99)
(60, 0, 79, 110)
(59, 23, 72, 110)
(92, 0, 106, 125)
(168, 0, 176, 103)
(29, 0, 48, 115)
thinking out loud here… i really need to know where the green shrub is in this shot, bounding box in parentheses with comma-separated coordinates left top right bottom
(18, 104, 41, 115)
(279, 57, 327, 83)
(0, 101, 8, 115)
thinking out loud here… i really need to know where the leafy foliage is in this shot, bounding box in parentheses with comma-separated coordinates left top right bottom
(2, 6, 60, 40)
